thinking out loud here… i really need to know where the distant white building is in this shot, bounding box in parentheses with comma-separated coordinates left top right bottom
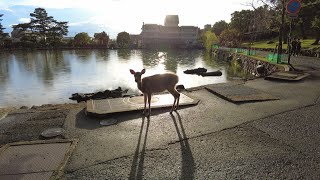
(141, 15, 201, 48)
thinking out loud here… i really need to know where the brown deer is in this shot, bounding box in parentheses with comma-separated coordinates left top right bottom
(130, 69, 180, 116)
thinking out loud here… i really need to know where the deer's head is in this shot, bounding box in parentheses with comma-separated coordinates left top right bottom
(130, 69, 145, 83)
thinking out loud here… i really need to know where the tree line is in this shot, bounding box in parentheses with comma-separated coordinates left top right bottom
(211, 0, 319, 48)
(0, 8, 132, 49)
(1, 1, 319, 50)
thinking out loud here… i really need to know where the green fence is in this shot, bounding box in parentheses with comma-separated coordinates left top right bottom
(267, 54, 288, 64)
(243, 50, 256, 56)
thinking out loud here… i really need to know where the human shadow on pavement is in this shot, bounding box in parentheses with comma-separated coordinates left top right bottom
(171, 112, 195, 179)
(129, 116, 150, 180)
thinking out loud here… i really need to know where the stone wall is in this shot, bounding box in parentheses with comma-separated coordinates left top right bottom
(214, 49, 279, 77)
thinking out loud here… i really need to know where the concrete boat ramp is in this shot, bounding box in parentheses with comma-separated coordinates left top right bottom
(85, 82, 281, 117)
(85, 93, 199, 116)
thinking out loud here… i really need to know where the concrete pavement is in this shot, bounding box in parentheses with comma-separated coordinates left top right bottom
(61, 57, 320, 179)
(1, 55, 319, 179)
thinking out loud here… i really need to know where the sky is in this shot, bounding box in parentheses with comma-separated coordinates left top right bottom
(0, 0, 252, 38)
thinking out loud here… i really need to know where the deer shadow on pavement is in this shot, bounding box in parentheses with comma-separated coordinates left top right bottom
(129, 116, 150, 180)
(170, 111, 195, 179)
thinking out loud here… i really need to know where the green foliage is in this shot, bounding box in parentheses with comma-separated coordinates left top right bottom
(30, 8, 53, 34)
(202, 31, 218, 51)
(74, 32, 91, 46)
(0, 14, 9, 45)
(230, 10, 253, 35)
(212, 20, 228, 36)
(11, 7, 68, 47)
(116, 31, 130, 48)
(94, 31, 109, 46)
(29, 8, 68, 45)
(219, 29, 240, 47)
(0, 14, 5, 33)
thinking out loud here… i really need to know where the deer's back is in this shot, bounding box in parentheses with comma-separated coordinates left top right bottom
(141, 73, 179, 93)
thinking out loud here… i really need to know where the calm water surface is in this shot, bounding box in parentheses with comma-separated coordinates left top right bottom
(0, 49, 246, 107)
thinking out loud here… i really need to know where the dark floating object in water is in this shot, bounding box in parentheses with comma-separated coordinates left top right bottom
(183, 67, 221, 76)
(199, 70, 222, 76)
(69, 87, 128, 103)
(183, 67, 207, 74)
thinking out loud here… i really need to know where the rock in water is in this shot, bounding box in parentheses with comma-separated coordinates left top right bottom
(69, 87, 129, 102)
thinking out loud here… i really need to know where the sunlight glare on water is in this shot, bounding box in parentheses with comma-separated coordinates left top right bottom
(0, 49, 245, 107)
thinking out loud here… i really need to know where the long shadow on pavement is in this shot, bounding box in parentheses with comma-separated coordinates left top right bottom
(75, 105, 196, 130)
(129, 116, 150, 180)
(171, 112, 195, 179)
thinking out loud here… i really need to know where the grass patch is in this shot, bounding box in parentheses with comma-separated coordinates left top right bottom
(243, 39, 320, 49)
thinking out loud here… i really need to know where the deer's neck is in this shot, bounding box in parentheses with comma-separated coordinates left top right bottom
(137, 81, 144, 92)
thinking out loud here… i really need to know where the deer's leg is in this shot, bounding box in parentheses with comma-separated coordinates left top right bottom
(168, 88, 179, 112)
(143, 93, 147, 115)
(175, 92, 180, 111)
(147, 93, 152, 116)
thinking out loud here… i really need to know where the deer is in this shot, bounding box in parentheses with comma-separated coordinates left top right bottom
(130, 69, 180, 117)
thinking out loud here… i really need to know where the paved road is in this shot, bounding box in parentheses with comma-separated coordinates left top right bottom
(62, 56, 320, 179)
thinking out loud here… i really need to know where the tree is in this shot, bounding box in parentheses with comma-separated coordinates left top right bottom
(47, 21, 69, 45)
(29, 8, 68, 45)
(247, 0, 286, 56)
(0, 14, 5, 36)
(116, 31, 130, 48)
(299, 0, 320, 44)
(212, 20, 228, 36)
(202, 31, 218, 51)
(311, 16, 320, 44)
(230, 10, 254, 39)
(29, 8, 54, 43)
(74, 32, 91, 46)
(12, 23, 36, 46)
(219, 29, 241, 47)
(94, 31, 109, 46)
(0, 14, 9, 46)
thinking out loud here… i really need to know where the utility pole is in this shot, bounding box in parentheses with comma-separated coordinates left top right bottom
(277, 0, 286, 63)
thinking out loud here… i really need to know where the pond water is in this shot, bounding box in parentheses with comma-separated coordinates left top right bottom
(0, 49, 246, 107)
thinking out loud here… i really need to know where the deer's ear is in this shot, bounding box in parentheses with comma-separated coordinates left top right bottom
(130, 69, 135, 74)
(141, 69, 146, 74)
